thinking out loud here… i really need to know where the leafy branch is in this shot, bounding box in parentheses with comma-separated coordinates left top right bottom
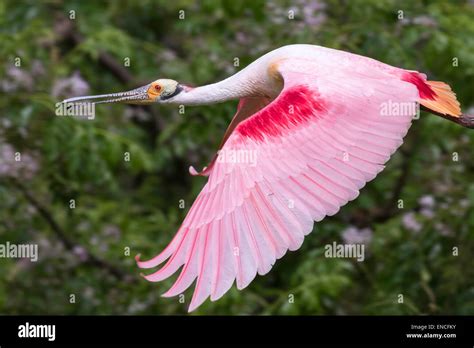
(9, 178, 134, 283)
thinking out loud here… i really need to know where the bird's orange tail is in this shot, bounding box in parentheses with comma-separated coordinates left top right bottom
(421, 80, 461, 117)
(402, 72, 461, 117)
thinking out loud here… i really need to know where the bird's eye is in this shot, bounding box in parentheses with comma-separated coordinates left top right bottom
(154, 85, 162, 92)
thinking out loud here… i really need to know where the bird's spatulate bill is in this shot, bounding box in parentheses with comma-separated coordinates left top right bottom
(61, 84, 152, 105)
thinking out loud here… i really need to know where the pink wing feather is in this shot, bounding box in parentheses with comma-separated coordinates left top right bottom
(136, 56, 419, 312)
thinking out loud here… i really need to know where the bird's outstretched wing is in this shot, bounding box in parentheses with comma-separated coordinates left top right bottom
(136, 58, 419, 311)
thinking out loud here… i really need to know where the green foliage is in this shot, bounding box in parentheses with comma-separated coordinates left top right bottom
(0, 0, 473, 315)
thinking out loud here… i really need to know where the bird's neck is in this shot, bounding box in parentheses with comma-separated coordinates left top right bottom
(168, 68, 269, 106)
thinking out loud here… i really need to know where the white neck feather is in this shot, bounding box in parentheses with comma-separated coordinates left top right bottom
(165, 61, 275, 106)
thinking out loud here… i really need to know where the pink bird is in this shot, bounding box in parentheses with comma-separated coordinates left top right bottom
(63, 44, 463, 312)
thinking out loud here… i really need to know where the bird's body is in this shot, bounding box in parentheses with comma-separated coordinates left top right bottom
(63, 44, 462, 312)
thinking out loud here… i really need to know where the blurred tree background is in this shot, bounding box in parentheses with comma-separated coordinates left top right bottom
(0, 0, 473, 315)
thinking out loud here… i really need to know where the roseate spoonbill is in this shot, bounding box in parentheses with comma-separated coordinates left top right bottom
(63, 44, 464, 312)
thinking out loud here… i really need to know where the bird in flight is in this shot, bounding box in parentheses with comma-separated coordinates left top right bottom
(63, 44, 464, 312)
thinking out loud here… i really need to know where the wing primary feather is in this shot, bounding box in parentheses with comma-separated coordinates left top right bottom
(240, 202, 265, 274)
(143, 228, 192, 282)
(161, 227, 201, 297)
(230, 211, 245, 289)
(188, 224, 212, 312)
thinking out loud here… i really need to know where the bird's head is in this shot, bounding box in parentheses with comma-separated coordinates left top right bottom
(61, 78, 184, 105)
(146, 79, 184, 102)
